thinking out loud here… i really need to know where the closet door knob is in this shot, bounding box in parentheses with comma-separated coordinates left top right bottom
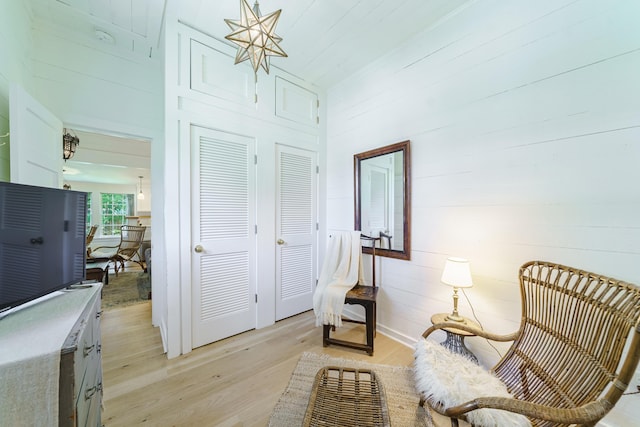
(276, 239, 285, 245)
(194, 245, 204, 253)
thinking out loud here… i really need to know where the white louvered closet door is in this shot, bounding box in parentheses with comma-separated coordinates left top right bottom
(191, 126, 256, 349)
(275, 144, 318, 321)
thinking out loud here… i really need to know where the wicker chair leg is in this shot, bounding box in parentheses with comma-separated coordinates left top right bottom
(112, 258, 122, 277)
(450, 418, 459, 427)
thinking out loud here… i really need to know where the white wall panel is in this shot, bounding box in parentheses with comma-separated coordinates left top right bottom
(275, 77, 319, 127)
(190, 39, 255, 108)
(327, 2, 640, 425)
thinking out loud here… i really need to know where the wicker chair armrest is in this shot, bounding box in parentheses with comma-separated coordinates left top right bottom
(422, 321, 519, 342)
(446, 396, 612, 425)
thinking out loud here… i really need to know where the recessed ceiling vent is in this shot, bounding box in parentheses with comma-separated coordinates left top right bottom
(95, 29, 115, 44)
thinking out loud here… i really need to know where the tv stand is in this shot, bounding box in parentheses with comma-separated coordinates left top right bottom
(0, 283, 103, 426)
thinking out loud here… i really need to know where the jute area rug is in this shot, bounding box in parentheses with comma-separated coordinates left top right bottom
(268, 352, 435, 427)
(101, 270, 151, 309)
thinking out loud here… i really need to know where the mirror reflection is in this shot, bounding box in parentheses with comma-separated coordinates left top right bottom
(354, 140, 411, 260)
(359, 151, 404, 250)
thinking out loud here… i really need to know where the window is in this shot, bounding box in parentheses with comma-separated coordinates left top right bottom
(101, 193, 134, 235)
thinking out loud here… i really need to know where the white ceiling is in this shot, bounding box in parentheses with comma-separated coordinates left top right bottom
(62, 130, 151, 185)
(174, 0, 471, 87)
(29, 0, 470, 184)
(28, 0, 470, 88)
(28, 0, 166, 60)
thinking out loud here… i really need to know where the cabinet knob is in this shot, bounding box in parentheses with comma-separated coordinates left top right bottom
(194, 245, 204, 253)
(276, 239, 285, 245)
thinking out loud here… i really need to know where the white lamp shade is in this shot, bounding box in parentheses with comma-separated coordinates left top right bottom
(441, 257, 473, 288)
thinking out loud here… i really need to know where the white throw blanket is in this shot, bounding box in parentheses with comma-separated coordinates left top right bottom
(313, 231, 364, 327)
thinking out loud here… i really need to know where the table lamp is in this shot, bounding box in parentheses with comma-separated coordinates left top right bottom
(441, 257, 473, 322)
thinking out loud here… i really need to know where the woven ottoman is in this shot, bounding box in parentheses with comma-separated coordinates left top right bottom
(303, 366, 390, 427)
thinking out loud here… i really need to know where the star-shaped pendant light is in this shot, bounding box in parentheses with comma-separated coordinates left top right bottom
(225, 0, 287, 75)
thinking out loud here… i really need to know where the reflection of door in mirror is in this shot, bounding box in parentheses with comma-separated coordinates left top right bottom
(360, 154, 404, 250)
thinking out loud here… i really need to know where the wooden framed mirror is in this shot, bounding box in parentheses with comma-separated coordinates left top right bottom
(354, 140, 411, 260)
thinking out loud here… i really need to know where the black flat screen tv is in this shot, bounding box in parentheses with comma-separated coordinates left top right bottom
(0, 181, 87, 311)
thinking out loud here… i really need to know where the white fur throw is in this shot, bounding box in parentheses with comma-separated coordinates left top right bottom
(413, 339, 531, 427)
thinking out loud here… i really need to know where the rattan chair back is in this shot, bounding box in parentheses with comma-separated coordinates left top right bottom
(492, 260, 640, 426)
(85, 224, 98, 257)
(86, 224, 98, 246)
(117, 225, 146, 259)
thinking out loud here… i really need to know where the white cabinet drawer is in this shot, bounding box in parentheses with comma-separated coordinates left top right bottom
(59, 286, 103, 427)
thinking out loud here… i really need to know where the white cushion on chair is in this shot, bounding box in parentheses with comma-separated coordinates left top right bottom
(90, 247, 118, 258)
(413, 338, 531, 427)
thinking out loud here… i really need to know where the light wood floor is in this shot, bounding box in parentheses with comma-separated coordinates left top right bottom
(101, 302, 420, 426)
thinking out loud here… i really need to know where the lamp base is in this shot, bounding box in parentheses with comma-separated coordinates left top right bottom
(439, 331, 478, 364)
(445, 313, 466, 323)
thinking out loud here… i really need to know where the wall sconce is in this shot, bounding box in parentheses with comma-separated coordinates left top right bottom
(62, 129, 79, 161)
(441, 257, 473, 322)
(137, 176, 145, 200)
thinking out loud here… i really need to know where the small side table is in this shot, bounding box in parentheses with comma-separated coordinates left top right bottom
(431, 313, 480, 364)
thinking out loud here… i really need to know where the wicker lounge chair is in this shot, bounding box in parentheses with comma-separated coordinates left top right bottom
(414, 260, 640, 427)
(89, 225, 146, 276)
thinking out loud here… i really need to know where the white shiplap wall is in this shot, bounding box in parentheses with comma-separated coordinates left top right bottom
(29, 29, 162, 134)
(0, 1, 34, 181)
(25, 14, 166, 333)
(326, 1, 640, 425)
